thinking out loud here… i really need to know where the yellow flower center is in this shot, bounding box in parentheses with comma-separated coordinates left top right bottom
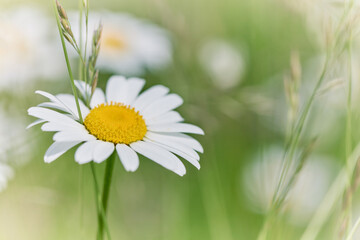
(84, 103, 147, 144)
(102, 28, 127, 53)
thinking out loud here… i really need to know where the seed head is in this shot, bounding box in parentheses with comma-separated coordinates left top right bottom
(92, 70, 99, 95)
(56, 0, 68, 20)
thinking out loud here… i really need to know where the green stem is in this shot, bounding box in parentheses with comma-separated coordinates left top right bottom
(90, 163, 112, 240)
(53, 0, 83, 123)
(98, 153, 116, 239)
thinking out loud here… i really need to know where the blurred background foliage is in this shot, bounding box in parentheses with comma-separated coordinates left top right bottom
(0, 0, 351, 239)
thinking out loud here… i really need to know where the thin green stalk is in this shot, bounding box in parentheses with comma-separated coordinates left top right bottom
(98, 153, 116, 239)
(90, 163, 112, 240)
(343, 26, 354, 238)
(83, 0, 90, 104)
(272, 0, 353, 211)
(300, 143, 360, 240)
(53, 0, 83, 123)
(346, 215, 360, 240)
(78, 0, 84, 82)
(257, 213, 274, 240)
(338, 1, 355, 238)
(258, 46, 330, 240)
(271, 53, 330, 211)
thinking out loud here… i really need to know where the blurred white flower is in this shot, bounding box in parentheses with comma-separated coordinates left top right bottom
(0, 163, 14, 193)
(243, 145, 335, 225)
(71, 12, 173, 76)
(0, 109, 29, 159)
(0, 7, 65, 88)
(199, 40, 246, 90)
(0, 108, 28, 192)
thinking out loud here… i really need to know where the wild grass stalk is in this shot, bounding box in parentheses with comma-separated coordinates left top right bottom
(54, 0, 83, 123)
(257, 2, 357, 239)
(300, 147, 360, 240)
(340, 11, 355, 238)
(256, 52, 330, 240)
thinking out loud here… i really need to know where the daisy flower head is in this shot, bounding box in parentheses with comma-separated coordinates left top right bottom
(71, 12, 173, 76)
(28, 76, 204, 176)
(0, 6, 65, 88)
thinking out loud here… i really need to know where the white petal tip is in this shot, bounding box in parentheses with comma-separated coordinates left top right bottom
(93, 159, 106, 164)
(77, 160, 92, 165)
(44, 159, 52, 164)
(197, 129, 205, 135)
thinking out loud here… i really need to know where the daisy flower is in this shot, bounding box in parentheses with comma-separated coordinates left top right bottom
(242, 145, 335, 225)
(71, 12, 172, 76)
(28, 76, 204, 176)
(0, 6, 65, 88)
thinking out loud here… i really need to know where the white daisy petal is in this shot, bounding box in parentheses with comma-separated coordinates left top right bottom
(36, 90, 76, 116)
(41, 115, 84, 130)
(132, 85, 169, 111)
(144, 134, 199, 160)
(106, 75, 127, 103)
(146, 111, 184, 126)
(130, 141, 186, 176)
(74, 80, 91, 99)
(93, 140, 115, 163)
(148, 123, 204, 135)
(144, 138, 200, 169)
(75, 140, 98, 164)
(123, 78, 145, 105)
(90, 88, 106, 108)
(28, 107, 79, 126)
(26, 119, 46, 129)
(36, 90, 64, 106)
(141, 94, 183, 119)
(146, 132, 203, 153)
(56, 94, 90, 119)
(41, 122, 86, 132)
(53, 130, 96, 142)
(37, 102, 67, 112)
(116, 144, 140, 172)
(44, 141, 81, 163)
